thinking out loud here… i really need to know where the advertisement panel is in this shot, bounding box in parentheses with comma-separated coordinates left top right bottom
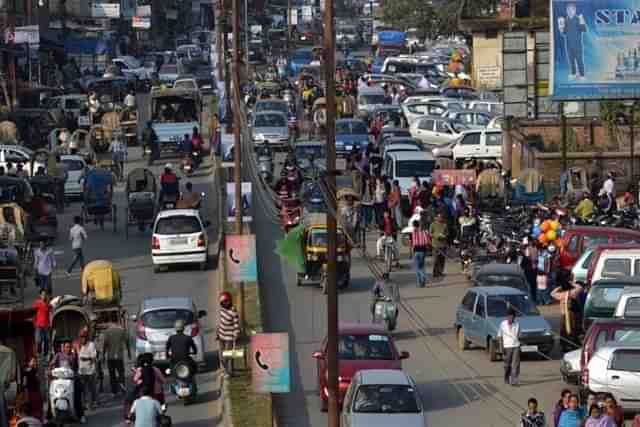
(551, 0, 640, 100)
(5, 26, 39, 44)
(91, 3, 120, 18)
(132, 16, 151, 29)
(225, 235, 257, 283)
(251, 333, 290, 393)
(226, 182, 252, 222)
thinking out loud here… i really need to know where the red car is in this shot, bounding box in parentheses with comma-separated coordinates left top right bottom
(312, 322, 409, 411)
(559, 226, 640, 270)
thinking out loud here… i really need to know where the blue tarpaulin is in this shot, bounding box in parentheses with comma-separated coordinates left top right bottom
(64, 38, 112, 55)
(378, 31, 406, 46)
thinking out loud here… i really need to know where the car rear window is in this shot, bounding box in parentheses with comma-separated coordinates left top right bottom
(353, 385, 420, 413)
(602, 259, 632, 278)
(611, 350, 640, 372)
(338, 334, 394, 360)
(589, 286, 624, 309)
(142, 309, 194, 329)
(397, 160, 435, 178)
(623, 297, 640, 318)
(486, 295, 539, 317)
(155, 216, 202, 235)
(613, 328, 640, 343)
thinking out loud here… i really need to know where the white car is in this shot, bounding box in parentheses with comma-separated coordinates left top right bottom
(60, 155, 87, 199)
(452, 129, 503, 161)
(152, 209, 209, 272)
(561, 348, 582, 385)
(410, 116, 468, 147)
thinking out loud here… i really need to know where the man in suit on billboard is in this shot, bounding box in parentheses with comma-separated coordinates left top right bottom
(558, 2, 587, 80)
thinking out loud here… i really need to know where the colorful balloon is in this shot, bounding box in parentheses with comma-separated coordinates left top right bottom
(539, 234, 548, 245)
(546, 230, 557, 241)
(551, 220, 560, 231)
(532, 226, 541, 238)
(540, 220, 551, 233)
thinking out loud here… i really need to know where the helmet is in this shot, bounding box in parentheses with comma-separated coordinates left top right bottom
(175, 319, 185, 332)
(548, 244, 556, 253)
(165, 163, 173, 170)
(219, 291, 232, 305)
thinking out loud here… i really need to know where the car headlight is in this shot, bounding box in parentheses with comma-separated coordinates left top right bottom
(254, 134, 265, 140)
(175, 363, 192, 380)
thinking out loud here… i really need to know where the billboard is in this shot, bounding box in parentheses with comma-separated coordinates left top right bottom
(91, 3, 120, 18)
(551, 0, 640, 100)
(226, 182, 252, 222)
(225, 234, 258, 283)
(132, 16, 151, 29)
(251, 333, 290, 393)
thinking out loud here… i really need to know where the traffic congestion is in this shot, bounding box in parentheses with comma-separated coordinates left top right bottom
(0, 0, 638, 426)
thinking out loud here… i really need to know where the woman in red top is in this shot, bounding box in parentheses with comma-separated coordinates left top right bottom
(32, 289, 50, 356)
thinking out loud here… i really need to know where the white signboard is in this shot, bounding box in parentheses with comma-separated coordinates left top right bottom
(136, 5, 151, 16)
(132, 16, 151, 29)
(290, 9, 298, 25)
(91, 3, 121, 18)
(302, 6, 312, 22)
(5, 25, 39, 44)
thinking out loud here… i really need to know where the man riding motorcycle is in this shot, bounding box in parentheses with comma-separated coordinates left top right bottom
(166, 320, 198, 392)
(160, 164, 179, 207)
(143, 121, 159, 164)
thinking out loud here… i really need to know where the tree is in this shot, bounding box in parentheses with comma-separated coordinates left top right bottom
(379, 0, 436, 38)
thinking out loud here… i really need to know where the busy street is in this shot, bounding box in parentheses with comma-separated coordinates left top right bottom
(2, 0, 640, 426)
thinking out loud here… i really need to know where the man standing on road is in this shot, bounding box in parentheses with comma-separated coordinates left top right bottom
(66, 216, 87, 276)
(498, 308, 521, 386)
(34, 240, 55, 294)
(77, 329, 98, 411)
(429, 212, 448, 278)
(110, 132, 127, 181)
(217, 292, 240, 378)
(33, 290, 51, 357)
(102, 313, 131, 396)
(411, 220, 430, 288)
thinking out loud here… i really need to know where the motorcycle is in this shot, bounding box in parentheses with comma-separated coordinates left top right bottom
(166, 360, 198, 406)
(49, 367, 78, 424)
(288, 114, 299, 142)
(182, 154, 195, 176)
(257, 150, 274, 184)
(382, 235, 396, 273)
(373, 296, 399, 331)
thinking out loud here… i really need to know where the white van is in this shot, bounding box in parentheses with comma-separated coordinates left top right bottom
(452, 129, 503, 162)
(383, 151, 436, 196)
(590, 249, 640, 284)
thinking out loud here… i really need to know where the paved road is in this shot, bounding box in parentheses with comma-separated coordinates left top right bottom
(27, 149, 223, 427)
(254, 168, 569, 427)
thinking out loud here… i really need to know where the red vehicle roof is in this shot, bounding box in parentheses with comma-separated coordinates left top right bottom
(338, 321, 389, 335)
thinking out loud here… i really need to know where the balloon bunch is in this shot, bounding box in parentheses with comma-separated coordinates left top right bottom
(531, 219, 564, 247)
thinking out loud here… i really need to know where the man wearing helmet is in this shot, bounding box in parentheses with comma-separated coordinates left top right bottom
(217, 292, 240, 377)
(166, 319, 198, 372)
(160, 164, 179, 207)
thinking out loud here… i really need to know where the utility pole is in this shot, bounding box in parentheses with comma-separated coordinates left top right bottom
(323, 0, 338, 424)
(560, 103, 567, 173)
(232, 0, 241, 234)
(8, 0, 16, 110)
(216, 0, 224, 83)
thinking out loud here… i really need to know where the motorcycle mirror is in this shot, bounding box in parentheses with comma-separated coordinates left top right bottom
(165, 368, 171, 375)
(161, 404, 167, 413)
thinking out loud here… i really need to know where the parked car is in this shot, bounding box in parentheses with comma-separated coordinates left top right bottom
(452, 129, 503, 162)
(250, 111, 290, 148)
(383, 143, 421, 157)
(583, 278, 640, 332)
(468, 100, 503, 117)
(614, 288, 640, 318)
(444, 110, 492, 130)
(410, 116, 469, 147)
(587, 248, 640, 285)
(578, 318, 640, 387)
(583, 343, 640, 412)
(455, 286, 554, 361)
(559, 227, 640, 271)
(472, 263, 531, 297)
(312, 322, 409, 411)
(336, 118, 370, 155)
(378, 127, 411, 144)
(402, 102, 448, 125)
(151, 209, 210, 272)
(572, 248, 596, 285)
(133, 296, 207, 365)
(341, 370, 427, 426)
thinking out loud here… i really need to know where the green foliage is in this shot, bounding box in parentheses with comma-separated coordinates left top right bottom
(379, 0, 436, 36)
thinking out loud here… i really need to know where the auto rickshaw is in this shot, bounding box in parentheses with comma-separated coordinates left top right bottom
(125, 168, 157, 237)
(512, 168, 545, 205)
(475, 168, 505, 213)
(297, 213, 351, 293)
(312, 97, 327, 135)
(81, 260, 122, 306)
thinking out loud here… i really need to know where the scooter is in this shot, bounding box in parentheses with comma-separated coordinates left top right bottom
(49, 367, 78, 424)
(166, 360, 198, 406)
(373, 296, 399, 331)
(258, 151, 274, 184)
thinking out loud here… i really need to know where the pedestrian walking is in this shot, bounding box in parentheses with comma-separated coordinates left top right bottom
(110, 132, 127, 181)
(497, 308, 520, 386)
(373, 176, 386, 227)
(411, 221, 430, 288)
(558, 394, 585, 427)
(553, 389, 572, 427)
(429, 212, 448, 278)
(604, 395, 624, 427)
(32, 290, 51, 357)
(361, 177, 375, 231)
(551, 280, 584, 351)
(66, 216, 87, 276)
(102, 314, 131, 395)
(78, 329, 97, 411)
(217, 292, 240, 377)
(521, 398, 545, 427)
(388, 180, 402, 229)
(33, 240, 55, 293)
(21, 357, 44, 421)
(209, 113, 221, 158)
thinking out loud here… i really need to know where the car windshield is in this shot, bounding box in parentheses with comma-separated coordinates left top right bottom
(486, 295, 539, 317)
(155, 216, 202, 235)
(360, 94, 386, 105)
(310, 229, 346, 246)
(295, 145, 326, 159)
(476, 274, 527, 291)
(382, 130, 411, 140)
(589, 286, 625, 310)
(62, 159, 84, 172)
(397, 160, 435, 178)
(142, 309, 194, 329)
(254, 113, 286, 127)
(338, 334, 394, 360)
(160, 65, 178, 74)
(336, 121, 368, 134)
(353, 385, 420, 414)
(256, 102, 287, 113)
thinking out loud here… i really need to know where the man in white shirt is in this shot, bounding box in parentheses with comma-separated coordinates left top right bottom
(66, 216, 88, 276)
(497, 307, 520, 386)
(77, 329, 97, 410)
(603, 172, 615, 195)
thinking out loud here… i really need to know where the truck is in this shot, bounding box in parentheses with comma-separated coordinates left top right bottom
(150, 87, 201, 155)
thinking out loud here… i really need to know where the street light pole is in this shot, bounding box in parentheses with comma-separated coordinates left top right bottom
(323, 0, 338, 425)
(232, 0, 242, 234)
(631, 104, 636, 189)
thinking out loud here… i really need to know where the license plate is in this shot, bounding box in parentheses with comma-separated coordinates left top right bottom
(78, 117, 90, 126)
(170, 238, 188, 245)
(155, 351, 166, 360)
(521, 345, 538, 352)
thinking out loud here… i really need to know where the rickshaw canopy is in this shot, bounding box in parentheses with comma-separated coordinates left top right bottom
(81, 260, 122, 304)
(475, 169, 504, 197)
(51, 304, 92, 343)
(126, 168, 157, 195)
